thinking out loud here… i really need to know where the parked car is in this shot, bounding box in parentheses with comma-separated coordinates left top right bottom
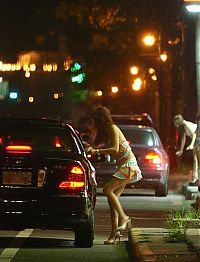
(0, 118, 96, 247)
(111, 113, 153, 127)
(90, 125, 169, 197)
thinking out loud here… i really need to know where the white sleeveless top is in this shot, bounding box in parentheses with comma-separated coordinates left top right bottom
(183, 120, 197, 138)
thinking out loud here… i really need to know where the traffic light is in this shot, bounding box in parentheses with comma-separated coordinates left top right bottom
(70, 62, 86, 84)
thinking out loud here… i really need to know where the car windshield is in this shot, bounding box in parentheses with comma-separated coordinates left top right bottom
(120, 127, 155, 146)
(0, 124, 77, 153)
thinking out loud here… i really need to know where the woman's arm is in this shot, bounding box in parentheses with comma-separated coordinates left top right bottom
(90, 125, 119, 155)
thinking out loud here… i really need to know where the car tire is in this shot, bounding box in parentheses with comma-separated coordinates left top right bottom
(155, 182, 168, 197)
(74, 210, 94, 248)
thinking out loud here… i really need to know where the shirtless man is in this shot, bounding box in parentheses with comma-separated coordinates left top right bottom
(174, 114, 198, 182)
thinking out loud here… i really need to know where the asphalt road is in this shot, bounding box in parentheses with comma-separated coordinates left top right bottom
(0, 191, 193, 262)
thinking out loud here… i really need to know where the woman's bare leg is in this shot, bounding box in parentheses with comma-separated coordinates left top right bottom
(103, 177, 129, 227)
(108, 184, 126, 237)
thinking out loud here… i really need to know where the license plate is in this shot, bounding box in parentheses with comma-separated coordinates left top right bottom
(2, 171, 32, 186)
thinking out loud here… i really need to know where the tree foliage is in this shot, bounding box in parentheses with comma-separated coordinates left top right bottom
(56, 0, 126, 30)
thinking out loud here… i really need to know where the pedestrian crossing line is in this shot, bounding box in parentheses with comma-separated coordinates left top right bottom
(0, 229, 33, 262)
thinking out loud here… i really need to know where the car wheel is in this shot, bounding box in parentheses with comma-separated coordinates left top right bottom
(74, 210, 94, 248)
(155, 182, 168, 197)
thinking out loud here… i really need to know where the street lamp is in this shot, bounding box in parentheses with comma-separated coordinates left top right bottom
(95, 90, 103, 97)
(141, 32, 165, 133)
(130, 66, 139, 75)
(142, 33, 156, 47)
(111, 86, 119, 94)
(185, 0, 200, 12)
(160, 52, 168, 62)
(132, 78, 142, 91)
(149, 68, 156, 74)
(184, 0, 200, 114)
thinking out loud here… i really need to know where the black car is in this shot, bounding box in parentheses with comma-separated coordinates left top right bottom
(90, 125, 169, 197)
(0, 118, 96, 248)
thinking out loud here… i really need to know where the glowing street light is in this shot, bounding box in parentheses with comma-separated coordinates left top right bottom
(132, 78, 142, 91)
(95, 90, 103, 97)
(149, 68, 156, 74)
(130, 66, 139, 75)
(160, 52, 168, 62)
(111, 86, 119, 94)
(142, 33, 156, 47)
(151, 75, 158, 81)
(184, 0, 200, 12)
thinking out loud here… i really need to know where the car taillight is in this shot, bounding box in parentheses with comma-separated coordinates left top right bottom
(59, 165, 85, 190)
(145, 152, 161, 165)
(53, 136, 62, 148)
(6, 145, 32, 154)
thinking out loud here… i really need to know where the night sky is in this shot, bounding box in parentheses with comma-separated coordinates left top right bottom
(0, 0, 58, 58)
(0, 0, 198, 133)
(0, 0, 192, 59)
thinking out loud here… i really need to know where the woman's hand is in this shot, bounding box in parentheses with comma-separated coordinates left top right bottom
(86, 146, 99, 155)
(90, 148, 99, 155)
(85, 146, 93, 153)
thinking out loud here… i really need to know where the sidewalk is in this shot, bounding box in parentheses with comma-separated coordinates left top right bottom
(127, 172, 200, 261)
(129, 227, 199, 262)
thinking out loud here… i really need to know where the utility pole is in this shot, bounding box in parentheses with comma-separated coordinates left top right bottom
(196, 15, 200, 115)
(184, 0, 200, 115)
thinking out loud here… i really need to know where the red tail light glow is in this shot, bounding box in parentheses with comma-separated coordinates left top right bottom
(145, 152, 161, 165)
(59, 165, 85, 190)
(71, 166, 84, 175)
(6, 145, 32, 154)
(53, 136, 62, 148)
(59, 181, 85, 189)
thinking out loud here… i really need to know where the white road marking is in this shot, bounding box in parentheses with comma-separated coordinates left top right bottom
(0, 229, 33, 262)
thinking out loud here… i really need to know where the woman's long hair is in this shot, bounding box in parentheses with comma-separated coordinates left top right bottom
(90, 105, 113, 145)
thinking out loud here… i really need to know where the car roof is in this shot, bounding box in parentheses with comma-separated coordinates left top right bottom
(112, 113, 151, 118)
(0, 117, 60, 125)
(118, 124, 154, 131)
(111, 113, 153, 127)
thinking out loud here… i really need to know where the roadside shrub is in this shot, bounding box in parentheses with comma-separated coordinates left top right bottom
(164, 209, 200, 242)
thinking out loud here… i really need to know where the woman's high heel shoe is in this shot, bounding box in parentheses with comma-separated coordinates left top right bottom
(117, 218, 132, 231)
(104, 231, 122, 245)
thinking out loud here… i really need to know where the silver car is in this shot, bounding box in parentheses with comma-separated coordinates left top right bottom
(89, 125, 169, 197)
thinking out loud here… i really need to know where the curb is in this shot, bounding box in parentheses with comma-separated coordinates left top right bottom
(128, 228, 199, 262)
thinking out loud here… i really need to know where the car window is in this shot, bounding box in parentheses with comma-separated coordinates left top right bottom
(120, 127, 155, 146)
(113, 118, 152, 126)
(0, 124, 77, 153)
(112, 114, 153, 127)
